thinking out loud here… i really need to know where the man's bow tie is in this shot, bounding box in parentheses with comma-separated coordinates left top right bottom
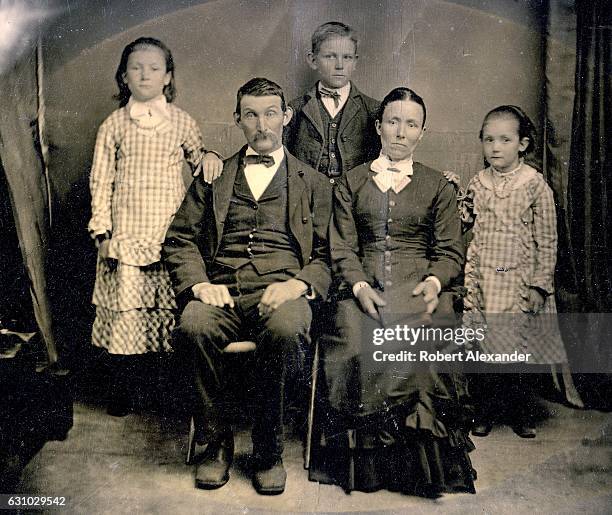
(320, 87, 341, 108)
(244, 154, 275, 168)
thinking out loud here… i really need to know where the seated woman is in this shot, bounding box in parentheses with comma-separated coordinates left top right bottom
(309, 87, 476, 497)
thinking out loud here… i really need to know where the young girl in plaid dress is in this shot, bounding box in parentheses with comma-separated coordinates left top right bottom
(462, 106, 572, 438)
(88, 37, 221, 415)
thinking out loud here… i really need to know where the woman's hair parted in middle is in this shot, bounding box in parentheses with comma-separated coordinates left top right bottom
(114, 36, 177, 106)
(376, 87, 427, 128)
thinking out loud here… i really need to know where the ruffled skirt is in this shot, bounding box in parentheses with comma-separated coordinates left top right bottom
(310, 298, 476, 496)
(309, 389, 476, 497)
(92, 257, 176, 354)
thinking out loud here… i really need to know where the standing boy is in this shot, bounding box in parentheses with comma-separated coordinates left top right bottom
(285, 21, 380, 199)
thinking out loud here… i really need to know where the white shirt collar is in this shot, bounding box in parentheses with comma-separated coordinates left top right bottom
(245, 145, 285, 162)
(127, 95, 169, 129)
(370, 152, 414, 193)
(243, 146, 285, 201)
(317, 81, 351, 116)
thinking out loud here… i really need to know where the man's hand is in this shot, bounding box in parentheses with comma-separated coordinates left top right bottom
(192, 282, 235, 308)
(527, 288, 546, 314)
(258, 279, 308, 316)
(412, 280, 439, 314)
(194, 152, 223, 183)
(355, 284, 386, 321)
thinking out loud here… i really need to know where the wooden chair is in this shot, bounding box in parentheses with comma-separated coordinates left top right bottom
(185, 339, 320, 468)
(186, 340, 256, 465)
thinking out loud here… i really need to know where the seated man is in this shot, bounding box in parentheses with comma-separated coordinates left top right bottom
(163, 78, 331, 495)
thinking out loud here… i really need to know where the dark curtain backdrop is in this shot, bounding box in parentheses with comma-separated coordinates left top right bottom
(0, 49, 57, 364)
(566, 0, 611, 313)
(546, 0, 612, 407)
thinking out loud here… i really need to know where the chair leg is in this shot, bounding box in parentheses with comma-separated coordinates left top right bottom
(186, 416, 196, 465)
(304, 340, 319, 470)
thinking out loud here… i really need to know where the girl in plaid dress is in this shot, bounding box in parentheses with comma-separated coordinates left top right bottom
(462, 106, 572, 438)
(88, 37, 222, 415)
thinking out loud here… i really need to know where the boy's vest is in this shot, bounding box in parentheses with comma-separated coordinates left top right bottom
(285, 84, 381, 181)
(317, 96, 343, 178)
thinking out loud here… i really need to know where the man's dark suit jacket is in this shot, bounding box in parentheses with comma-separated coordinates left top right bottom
(163, 146, 332, 303)
(284, 83, 381, 175)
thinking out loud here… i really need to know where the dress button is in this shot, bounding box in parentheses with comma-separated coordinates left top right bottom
(385, 235, 391, 241)
(331, 123, 337, 128)
(384, 251, 391, 257)
(385, 265, 392, 272)
(330, 152, 335, 158)
(329, 178, 335, 184)
(331, 138, 336, 144)
(302, 217, 308, 223)
(249, 233, 253, 239)
(253, 205, 258, 210)
(387, 218, 393, 223)
(389, 200, 396, 207)
(385, 280, 393, 287)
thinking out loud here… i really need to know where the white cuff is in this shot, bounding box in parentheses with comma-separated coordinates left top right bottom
(204, 149, 224, 160)
(303, 284, 317, 300)
(424, 275, 442, 294)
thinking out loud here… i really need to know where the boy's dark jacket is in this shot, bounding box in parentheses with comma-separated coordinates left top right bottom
(285, 83, 381, 174)
(163, 147, 332, 301)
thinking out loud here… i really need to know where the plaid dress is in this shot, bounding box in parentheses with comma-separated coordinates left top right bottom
(463, 164, 568, 364)
(88, 104, 205, 354)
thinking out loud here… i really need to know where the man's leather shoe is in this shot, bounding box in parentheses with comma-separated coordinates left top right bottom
(472, 422, 492, 437)
(195, 432, 234, 489)
(252, 459, 286, 495)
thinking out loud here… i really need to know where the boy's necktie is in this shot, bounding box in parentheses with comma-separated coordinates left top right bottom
(319, 87, 341, 108)
(244, 154, 275, 168)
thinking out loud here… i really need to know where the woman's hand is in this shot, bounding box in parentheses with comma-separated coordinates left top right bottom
(355, 285, 386, 321)
(194, 152, 224, 183)
(412, 280, 439, 314)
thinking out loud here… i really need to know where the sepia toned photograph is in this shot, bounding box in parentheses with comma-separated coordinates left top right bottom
(0, 0, 610, 513)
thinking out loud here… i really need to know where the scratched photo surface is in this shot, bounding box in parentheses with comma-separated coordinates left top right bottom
(1, 1, 610, 513)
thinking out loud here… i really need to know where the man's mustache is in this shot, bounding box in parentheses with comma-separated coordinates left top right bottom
(253, 131, 274, 140)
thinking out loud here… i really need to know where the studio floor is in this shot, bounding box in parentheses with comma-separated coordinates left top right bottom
(13, 393, 612, 514)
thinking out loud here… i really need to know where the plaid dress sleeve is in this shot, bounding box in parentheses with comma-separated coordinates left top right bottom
(529, 178, 557, 295)
(88, 113, 119, 237)
(181, 115, 206, 173)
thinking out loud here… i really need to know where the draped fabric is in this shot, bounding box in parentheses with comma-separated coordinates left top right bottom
(0, 48, 56, 363)
(545, 1, 612, 407)
(565, 0, 612, 313)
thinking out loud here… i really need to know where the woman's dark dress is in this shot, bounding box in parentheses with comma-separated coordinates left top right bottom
(309, 162, 476, 496)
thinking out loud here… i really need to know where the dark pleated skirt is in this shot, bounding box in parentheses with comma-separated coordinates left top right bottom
(309, 296, 476, 497)
(309, 401, 476, 497)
